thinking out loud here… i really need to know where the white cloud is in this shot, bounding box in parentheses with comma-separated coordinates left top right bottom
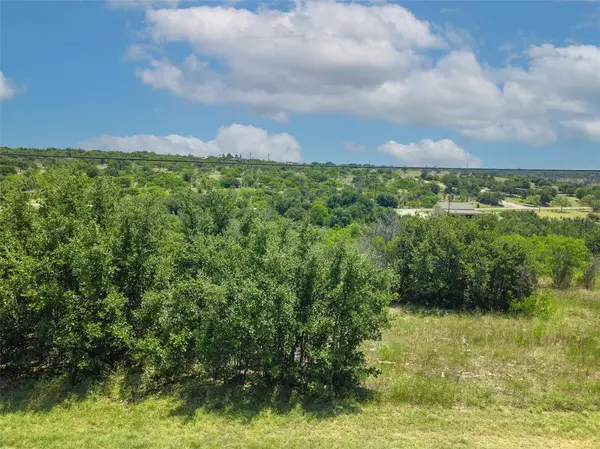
(129, 2, 600, 146)
(377, 139, 482, 168)
(124, 44, 158, 61)
(78, 124, 302, 162)
(107, 0, 181, 10)
(0, 72, 17, 100)
(561, 120, 600, 141)
(343, 141, 366, 152)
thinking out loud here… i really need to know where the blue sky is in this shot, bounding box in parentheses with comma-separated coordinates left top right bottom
(1, 0, 600, 168)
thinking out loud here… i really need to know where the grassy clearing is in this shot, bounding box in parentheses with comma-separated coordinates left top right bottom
(402, 169, 422, 178)
(481, 207, 592, 220)
(507, 196, 528, 205)
(538, 209, 591, 219)
(563, 195, 582, 206)
(368, 290, 600, 410)
(2, 289, 599, 448)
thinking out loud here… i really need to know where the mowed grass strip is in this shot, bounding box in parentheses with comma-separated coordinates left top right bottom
(1, 400, 599, 449)
(1, 289, 599, 448)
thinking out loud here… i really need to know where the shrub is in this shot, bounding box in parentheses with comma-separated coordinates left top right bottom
(372, 216, 536, 311)
(529, 235, 590, 289)
(0, 171, 392, 393)
(134, 221, 392, 391)
(476, 191, 502, 206)
(510, 289, 556, 319)
(376, 192, 398, 208)
(583, 256, 600, 290)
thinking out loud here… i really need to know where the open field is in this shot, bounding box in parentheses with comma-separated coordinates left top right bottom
(2, 289, 599, 448)
(562, 195, 582, 206)
(480, 206, 593, 219)
(538, 209, 592, 219)
(395, 208, 431, 216)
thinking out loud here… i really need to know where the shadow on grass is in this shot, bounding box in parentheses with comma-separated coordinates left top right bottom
(0, 372, 375, 422)
(164, 378, 374, 422)
(393, 303, 480, 317)
(0, 375, 95, 414)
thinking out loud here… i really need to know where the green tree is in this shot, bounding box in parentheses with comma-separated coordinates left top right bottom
(527, 194, 542, 211)
(528, 235, 590, 288)
(374, 217, 536, 311)
(575, 187, 589, 199)
(551, 196, 570, 212)
(376, 192, 398, 208)
(309, 201, 328, 226)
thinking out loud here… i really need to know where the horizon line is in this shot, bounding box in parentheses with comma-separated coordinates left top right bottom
(0, 148, 594, 173)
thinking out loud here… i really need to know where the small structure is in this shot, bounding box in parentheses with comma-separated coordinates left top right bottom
(433, 201, 481, 218)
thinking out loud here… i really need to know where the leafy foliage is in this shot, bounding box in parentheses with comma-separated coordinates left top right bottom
(508, 235, 591, 288)
(368, 216, 536, 311)
(0, 169, 391, 393)
(509, 288, 556, 319)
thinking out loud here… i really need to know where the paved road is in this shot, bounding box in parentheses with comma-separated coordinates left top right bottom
(501, 200, 532, 210)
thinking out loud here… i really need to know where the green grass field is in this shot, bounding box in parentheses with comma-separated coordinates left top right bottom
(481, 207, 593, 220)
(2, 289, 599, 448)
(563, 195, 582, 206)
(538, 209, 591, 219)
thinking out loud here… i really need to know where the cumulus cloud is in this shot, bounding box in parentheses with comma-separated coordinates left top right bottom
(0, 72, 18, 100)
(377, 139, 482, 168)
(78, 124, 302, 162)
(129, 2, 600, 146)
(561, 120, 600, 142)
(343, 141, 367, 152)
(107, 0, 181, 10)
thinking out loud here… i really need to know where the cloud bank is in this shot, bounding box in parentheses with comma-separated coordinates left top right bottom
(378, 139, 482, 168)
(79, 124, 302, 162)
(127, 2, 600, 146)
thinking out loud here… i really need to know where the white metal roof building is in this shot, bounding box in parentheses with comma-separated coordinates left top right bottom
(433, 202, 482, 217)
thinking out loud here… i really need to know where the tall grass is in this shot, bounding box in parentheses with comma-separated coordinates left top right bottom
(1, 288, 599, 448)
(367, 289, 600, 410)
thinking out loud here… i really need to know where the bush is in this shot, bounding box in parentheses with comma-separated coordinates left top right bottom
(476, 191, 502, 206)
(583, 256, 600, 290)
(510, 289, 556, 320)
(529, 235, 590, 289)
(136, 222, 392, 391)
(372, 216, 536, 311)
(0, 171, 392, 393)
(220, 176, 240, 188)
(376, 192, 398, 208)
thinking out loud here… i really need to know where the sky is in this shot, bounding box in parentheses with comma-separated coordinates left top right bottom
(1, 0, 600, 168)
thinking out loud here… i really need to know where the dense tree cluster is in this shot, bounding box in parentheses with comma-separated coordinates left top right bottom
(366, 216, 536, 310)
(2, 148, 600, 393)
(0, 170, 391, 392)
